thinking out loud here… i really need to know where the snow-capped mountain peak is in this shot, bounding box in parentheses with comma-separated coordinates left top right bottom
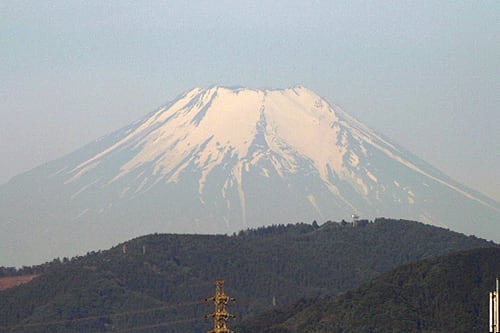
(1, 86, 498, 266)
(70, 86, 494, 210)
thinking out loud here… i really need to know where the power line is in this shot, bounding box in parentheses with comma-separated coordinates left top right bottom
(0, 300, 204, 331)
(110, 316, 204, 333)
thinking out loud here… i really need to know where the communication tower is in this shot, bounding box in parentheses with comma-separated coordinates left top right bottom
(205, 280, 236, 333)
(490, 276, 500, 333)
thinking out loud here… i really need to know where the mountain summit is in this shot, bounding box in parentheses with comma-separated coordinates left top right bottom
(1, 86, 498, 265)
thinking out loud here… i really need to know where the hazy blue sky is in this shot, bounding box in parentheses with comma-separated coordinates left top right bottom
(1, 1, 499, 201)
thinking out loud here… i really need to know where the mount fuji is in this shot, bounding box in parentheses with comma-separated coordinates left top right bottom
(1, 86, 498, 266)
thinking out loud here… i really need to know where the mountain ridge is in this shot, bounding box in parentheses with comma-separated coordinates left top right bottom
(235, 247, 500, 333)
(0, 219, 496, 332)
(0, 86, 499, 266)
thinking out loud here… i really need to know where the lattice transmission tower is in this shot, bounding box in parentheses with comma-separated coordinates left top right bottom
(205, 280, 236, 333)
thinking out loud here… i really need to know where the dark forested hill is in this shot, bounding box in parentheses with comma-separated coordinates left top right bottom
(235, 247, 500, 333)
(0, 218, 496, 332)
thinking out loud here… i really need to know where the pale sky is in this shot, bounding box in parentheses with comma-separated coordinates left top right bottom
(1, 1, 499, 201)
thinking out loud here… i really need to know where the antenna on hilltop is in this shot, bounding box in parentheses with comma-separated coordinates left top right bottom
(205, 280, 236, 333)
(351, 214, 359, 226)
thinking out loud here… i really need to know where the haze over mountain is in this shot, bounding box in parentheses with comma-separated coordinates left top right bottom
(0, 86, 498, 266)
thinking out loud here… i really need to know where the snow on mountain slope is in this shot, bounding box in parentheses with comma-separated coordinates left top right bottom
(1, 86, 498, 266)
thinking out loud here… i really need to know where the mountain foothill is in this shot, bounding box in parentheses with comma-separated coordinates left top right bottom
(0, 218, 498, 332)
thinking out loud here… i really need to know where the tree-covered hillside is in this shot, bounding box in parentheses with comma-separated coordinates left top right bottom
(0, 218, 495, 332)
(236, 247, 500, 333)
